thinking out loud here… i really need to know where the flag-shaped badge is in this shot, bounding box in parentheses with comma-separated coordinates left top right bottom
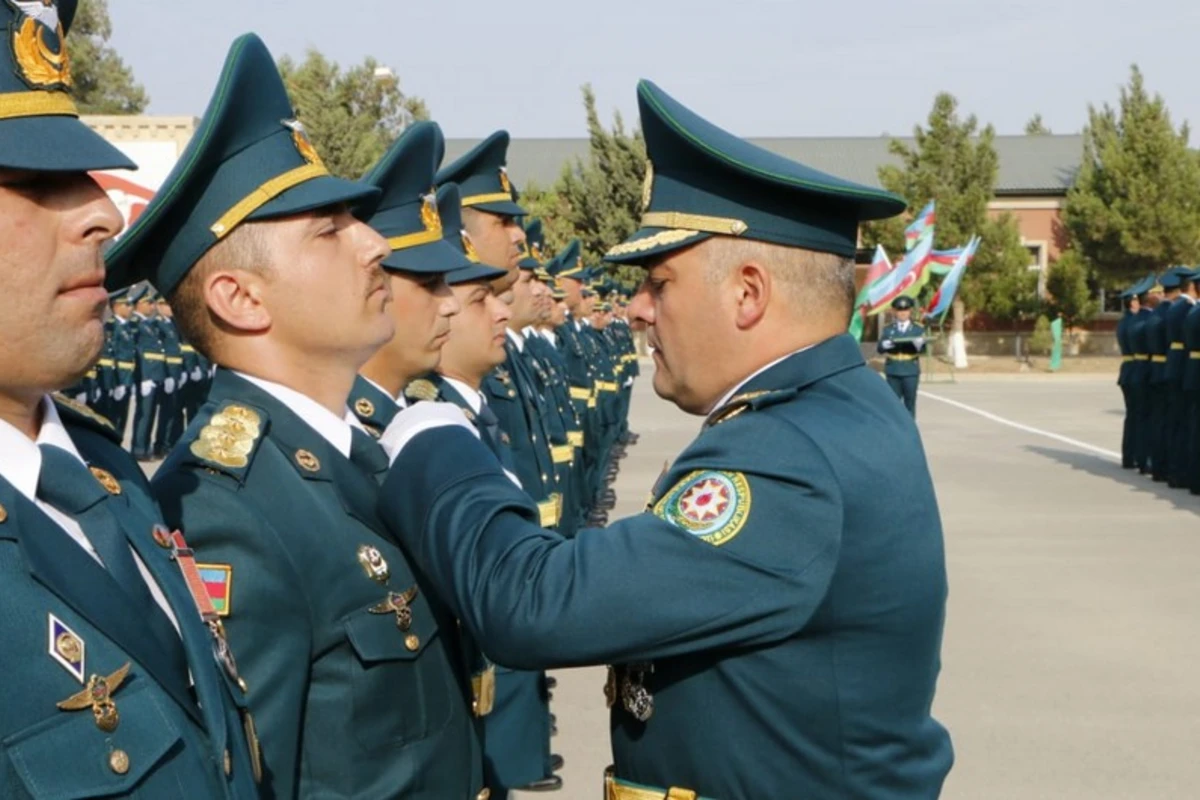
(197, 564, 233, 617)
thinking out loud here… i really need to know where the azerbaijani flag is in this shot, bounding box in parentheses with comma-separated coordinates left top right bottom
(904, 201, 936, 251)
(929, 245, 968, 276)
(866, 232, 935, 313)
(924, 236, 979, 321)
(198, 564, 233, 617)
(848, 246, 893, 341)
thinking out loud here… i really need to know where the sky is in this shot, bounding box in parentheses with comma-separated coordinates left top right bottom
(109, 0, 1200, 140)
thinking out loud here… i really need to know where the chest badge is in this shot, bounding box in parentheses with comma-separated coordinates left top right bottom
(48, 614, 85, 683)
(357, 545, 390, 583)
(57, 662, 131, 732)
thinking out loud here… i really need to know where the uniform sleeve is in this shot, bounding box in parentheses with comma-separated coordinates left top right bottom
(154, 472, 313, 799)
(379, 423, 843, 669)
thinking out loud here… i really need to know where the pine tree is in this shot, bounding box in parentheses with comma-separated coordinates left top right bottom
(277, 51, 428, 179)
(69, 0, 148, 114)
(1045, 248, 1099, 329)
(1024, 114, 1052, 135)
(1062, 65, 1200, 288)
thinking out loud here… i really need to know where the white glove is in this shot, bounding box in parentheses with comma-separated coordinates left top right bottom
(140, 380, 156, 397)
(914, 336, 926, 350)
(379, 401, 480, 465)
(191, 367, 204, 382)
(112, 385, 127, 402)
(163, 377, 175, 395)
(178, 373, 188, 387)
(881, 339, 895, 350)
(74, 392, 88, 405)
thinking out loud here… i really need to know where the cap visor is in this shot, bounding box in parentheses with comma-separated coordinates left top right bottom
(250, 174, 382, 224)
(0, 116, 136, 172)
(467, 199, 528, 217)
(382, 238, 470, 274)
(446, 263, 509, 285)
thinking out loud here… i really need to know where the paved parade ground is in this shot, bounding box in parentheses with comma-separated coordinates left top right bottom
(524, 364, 1200, 800)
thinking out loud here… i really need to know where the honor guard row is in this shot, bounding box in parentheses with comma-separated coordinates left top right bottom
(1117, 268, 1200, 494)
(2, 7, 951, 799)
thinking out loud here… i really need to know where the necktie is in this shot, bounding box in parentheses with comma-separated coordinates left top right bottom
(37, 444, 189, 685)
(477, 400, 502, 449)
(349, 427, 389, 483)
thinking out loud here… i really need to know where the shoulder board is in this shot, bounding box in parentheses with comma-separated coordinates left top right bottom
(51, 393, 120, 443)
(404, 378, 439, 403)
(183, 402, 267, 481)
(705, 388, 798, 428)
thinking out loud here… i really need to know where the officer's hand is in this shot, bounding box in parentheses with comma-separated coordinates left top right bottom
(191, 367, 204, 382)
(914, 336, 926, 350)
(74, 392, 88, 405)
(113, 385, 127, 402)
(881, 339, 895, 350)
(378, 401, 480, 465)
(140, 380, 156, 397)
(163, 377, 176, 395)
(178, 373, 188, 387)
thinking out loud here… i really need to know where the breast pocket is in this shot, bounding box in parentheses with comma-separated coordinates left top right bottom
(3, 679, 193, 800)
(342, 597, 457, 750)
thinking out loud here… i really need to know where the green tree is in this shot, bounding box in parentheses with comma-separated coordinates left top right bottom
(277, 51, 428, 179)
(1045, 248, 1099, 329)
(863, 92, 1031, 364)
(548, 84, 646, 280)
(69, 0, 148, 113)
(1028, 314, 1054, 359)
(1062, 65, 1200, 287)
(1024, 114, 1051, 135)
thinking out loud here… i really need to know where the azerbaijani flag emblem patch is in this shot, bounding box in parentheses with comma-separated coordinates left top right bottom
(197, 564, 233, 617)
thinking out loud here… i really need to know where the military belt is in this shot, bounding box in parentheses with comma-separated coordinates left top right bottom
(143, 353, 167, 361)
(537, 494, 562, 528)
(604, 768, 710, 800)
(551, 445, 574, 465)
(598, 381, 619, 392)
(117, 361, 135, 370)
(180, 344, 196, 353)
(1151, 355, 1167, 363)
(569, 386, 591, 400)
(1171, 342, 1186, 350)
(1122, 356, 1133, 362)
(1191, 351, 1200, 360)
(887, 353, 918, 361)
(97, 358, 115, 367)
(567, 430, 584, 448)
(166, 357, 184, 365)
(1134, 354, 1150, 361)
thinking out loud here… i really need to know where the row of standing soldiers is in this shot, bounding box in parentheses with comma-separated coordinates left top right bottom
(1116, 267, 1200, 494)
(64, 283, 212, 461)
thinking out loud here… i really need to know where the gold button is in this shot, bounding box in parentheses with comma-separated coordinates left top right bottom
(109, 749, 130, 775)
(224, 749, 232, 775)
(0, 503, 6, 523)
(237, 677, 249, 694)
(404, 634, 420, 651)
(476, 789, 491, 800)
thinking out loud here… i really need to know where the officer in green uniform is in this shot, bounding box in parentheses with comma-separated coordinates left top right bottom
(1160, 267, 1196, 487)
(350, 120, 465, 437)
(878, 295, 927, 417)
(152, 297, 185, 457)
(1146, 274, 1173, 482)
(0, 3, 260, 796)
(130, 286, 164, 461)
(374, 79, 952, 800)
(103, 34, 485, 799)
(1116, 284, 1140, 469)
(106, 288, 138, 434)
(1128, 276, 1157, 475)
(1183, 276, 1200, 494)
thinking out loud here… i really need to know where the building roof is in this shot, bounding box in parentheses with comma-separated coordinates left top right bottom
(443, 133, 1083, 197)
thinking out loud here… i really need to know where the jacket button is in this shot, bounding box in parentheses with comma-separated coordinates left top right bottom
(224, 749, 232, 775)
(476, 789, 491, 800)
(109, 749, 130, 775)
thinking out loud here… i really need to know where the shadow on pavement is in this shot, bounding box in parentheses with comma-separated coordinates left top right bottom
(1024, 444, 1200, 515)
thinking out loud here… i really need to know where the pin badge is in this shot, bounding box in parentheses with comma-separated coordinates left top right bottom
(48, 614, 85, 683)
(357, 545, 390, 583)
(369, 586, 418, 631)
(57, 662, 131, 732)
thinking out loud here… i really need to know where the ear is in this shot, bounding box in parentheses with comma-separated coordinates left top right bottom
(204, 269, 272, 334)
(733, 261, 770, 330)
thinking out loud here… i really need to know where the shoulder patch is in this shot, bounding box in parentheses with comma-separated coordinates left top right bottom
(51, 393, 120, 442)
(404, 379, 439, 402)
(188, 403, 264, 477)
(652, 469, 751, 546)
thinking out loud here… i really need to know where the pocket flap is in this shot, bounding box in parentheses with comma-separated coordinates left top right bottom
(343, 596, 441, 663)
(5, 679, 182, 800)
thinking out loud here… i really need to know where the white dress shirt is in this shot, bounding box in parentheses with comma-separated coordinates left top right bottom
(235, 372, 366, 458)
(709, 346, 814, 415)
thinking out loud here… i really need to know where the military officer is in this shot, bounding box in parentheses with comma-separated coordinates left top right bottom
(152, 297, 185, 457)
(373, 79, 953, 799)
(103, 35, 485, 799)
(1116, 284, 1140, 469)
(106, 288, 138, 434)
(0, 2, 260, 796)
(129, 285, 164, 461)
(350, 121, 464, 436)
(878, 294, 927, 417)
(1183, 279, 1200, 495)
(1146, 274, 1173, 482)
(1160, 267, 1195, 487)
(1128, 277, 1158, 475)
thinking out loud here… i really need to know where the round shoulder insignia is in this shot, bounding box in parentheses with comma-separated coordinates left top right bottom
(88, 466, 122, 496)
(354, 398, 375, 418)
(294, 449, 320, 472)
(652, 470, 751, 546)
(404, 379, 438, 402)
(0, 503, 7, 523)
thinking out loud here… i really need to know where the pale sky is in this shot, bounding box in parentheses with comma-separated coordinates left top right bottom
(109, 0, 1199, 139)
